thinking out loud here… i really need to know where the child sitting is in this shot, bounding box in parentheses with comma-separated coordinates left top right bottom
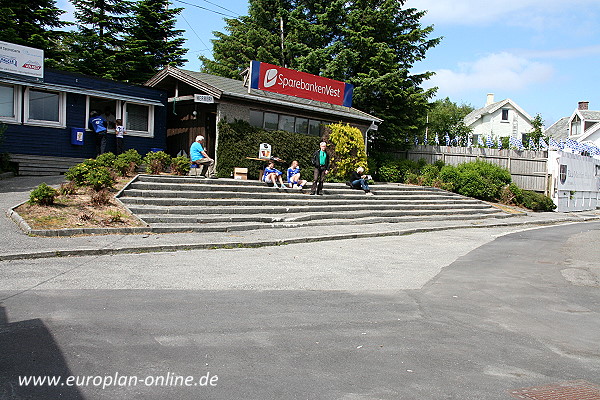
(262, 162, 287, 189)
(287, 160, 307, 189)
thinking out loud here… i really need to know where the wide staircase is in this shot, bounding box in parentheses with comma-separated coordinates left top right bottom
(117, 175, 514, 233)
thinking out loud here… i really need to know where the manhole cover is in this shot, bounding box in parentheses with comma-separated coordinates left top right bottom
(510, 380, 600, 399)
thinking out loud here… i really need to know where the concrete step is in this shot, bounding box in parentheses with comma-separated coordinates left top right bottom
(143, 212, 515, 233)
(119, 189, 472, 203)
(124, 201, 496, 215)
(137, 207, 504, 224)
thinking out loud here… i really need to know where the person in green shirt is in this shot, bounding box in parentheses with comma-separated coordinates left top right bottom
(310, 141, 330, 195)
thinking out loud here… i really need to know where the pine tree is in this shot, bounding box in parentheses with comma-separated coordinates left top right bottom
(202, 0, 441, 151)
(0, 0, 69, 68)
(70, 0, 131, 79)
(119, 0, 187, 83)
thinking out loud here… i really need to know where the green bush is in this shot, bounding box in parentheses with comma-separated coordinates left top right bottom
(65, 159, 100, 186)
(85, 166, 116, 191)
(323, 123, 368, 181)
(29, 183, 58, 206)
(520, 190, 556, 211)
(420, 164, 442, 186)
(144, 151, 171, 174)
(170, 155, 191, 175)
(217, 120, 321, 180)
(95, 152, 116, 168)
(59, 181, 77, 196)
(113, 157, 134, 176)
(120, 149, 143, 166)
(376, 158, 419, 182)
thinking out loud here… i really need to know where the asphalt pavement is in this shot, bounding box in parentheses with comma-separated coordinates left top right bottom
(1, 221, 599, 399)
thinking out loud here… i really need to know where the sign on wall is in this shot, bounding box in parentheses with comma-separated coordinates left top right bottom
(548, 150, 600, 212)
(0, 40, 44, 80)
(249, 61, 353, 107)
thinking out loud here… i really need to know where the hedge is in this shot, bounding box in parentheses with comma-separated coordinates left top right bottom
(216, 120, 321, 180)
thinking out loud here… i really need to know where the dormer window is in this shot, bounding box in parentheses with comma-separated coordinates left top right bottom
(571, 115, 581, 136)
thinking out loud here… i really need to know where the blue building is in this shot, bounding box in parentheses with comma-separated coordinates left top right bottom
(0, 68, 167, 174)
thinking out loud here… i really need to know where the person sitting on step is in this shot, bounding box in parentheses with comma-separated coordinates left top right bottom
(262, 161, 287, 189)
(190, 135, 217, 178)
(347, 166, 373, 195)
(286, 160, 307, 189)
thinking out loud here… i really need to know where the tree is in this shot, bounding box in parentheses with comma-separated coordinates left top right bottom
(426, 98, 474, 144)
(0, 0, 69, 68)
(70, 0, 131, 79)
(528, 114, 545, 145)
(119, 0, 187, 83)
(202, 0, 440, 150)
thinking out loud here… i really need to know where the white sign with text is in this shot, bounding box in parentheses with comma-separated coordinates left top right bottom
(0, 41, 44, 80)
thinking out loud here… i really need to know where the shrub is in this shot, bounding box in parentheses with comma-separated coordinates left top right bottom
(217, 120, 321, 180)
(91, 189, 112, 206)
(120, 149, 143, 166)
(323, 123, 368, 181)
(452, 161, 511, 201)
(144, 151, 171, 174)
(59, 181, 77, 196)
(170, 155, 191, 176)
(376, 158, 419, 182)
(113, 157, 136, 176)
(499, 183, 522, 205)
(29, 183, 58, 206)
(95, 152, 116, 168)
(420, 164, 441, 186)
(65, 159, 100, 186)
(520, 190, 556, 211)
(85, 166, 116, 191)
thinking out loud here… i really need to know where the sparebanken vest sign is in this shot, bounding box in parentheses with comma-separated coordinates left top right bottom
(249, 61, 353, 107)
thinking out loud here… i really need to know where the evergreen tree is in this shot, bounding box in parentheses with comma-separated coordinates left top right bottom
(427, 97, 474, 143)
(70, 0, 131, 79)
(119, 0, 187, 83)
(202, 0, 440, 151)
(0, 0, 69, 68)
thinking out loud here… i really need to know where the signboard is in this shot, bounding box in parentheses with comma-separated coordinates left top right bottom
(259, 143, 271, 159)
(194, 94, 215, 103)
(249, 61, 353, 107)
(0, 40, 44, 80)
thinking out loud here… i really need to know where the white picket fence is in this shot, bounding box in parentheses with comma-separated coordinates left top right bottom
(400, 145, 550, 193)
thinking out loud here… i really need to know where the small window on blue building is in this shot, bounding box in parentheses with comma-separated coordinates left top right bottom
(0, 84, 16, 121)
(125, 103, 150, 133)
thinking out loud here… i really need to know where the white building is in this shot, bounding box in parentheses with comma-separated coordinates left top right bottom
(546, 101, 600, 147)
(464, 94, 535, 142)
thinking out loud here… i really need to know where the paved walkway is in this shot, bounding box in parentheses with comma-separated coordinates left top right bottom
(2, 175, 599, 261)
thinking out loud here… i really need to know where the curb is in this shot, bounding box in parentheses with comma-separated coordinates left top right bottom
(1, 216, 599, 261)
(0, 172, 14, 180)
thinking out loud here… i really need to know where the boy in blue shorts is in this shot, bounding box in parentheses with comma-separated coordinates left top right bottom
(263, 161, 287, 189)
(287, 160, 307, 189)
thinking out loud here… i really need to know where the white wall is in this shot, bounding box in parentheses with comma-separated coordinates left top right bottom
(547, 150, 600, 212)
(471, 106, 533, 138)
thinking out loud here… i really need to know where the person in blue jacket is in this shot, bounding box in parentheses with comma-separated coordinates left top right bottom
(88, 110, 107, 156)
(287, 160, 307, 189)
(263, 161, 287, 189)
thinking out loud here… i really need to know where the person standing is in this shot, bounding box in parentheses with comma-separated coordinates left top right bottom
(190, 135, 217, 178)
(89, 110, 107, 156)
(310, 141, 330, 195)
(115, 119, 125, 155)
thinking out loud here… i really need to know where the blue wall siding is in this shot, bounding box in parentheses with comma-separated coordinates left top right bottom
(0, 70, 167, 158)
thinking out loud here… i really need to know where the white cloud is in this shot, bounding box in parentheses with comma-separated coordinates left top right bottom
(411, 0, 599, 26)
(424, 52, 554, 96)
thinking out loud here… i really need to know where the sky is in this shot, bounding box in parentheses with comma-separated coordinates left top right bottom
(56, 0, 600, 127)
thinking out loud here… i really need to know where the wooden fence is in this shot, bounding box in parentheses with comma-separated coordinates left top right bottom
(397, 145, 550, 193)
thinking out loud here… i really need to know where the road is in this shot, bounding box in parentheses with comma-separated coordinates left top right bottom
(1, 222, 599, 399)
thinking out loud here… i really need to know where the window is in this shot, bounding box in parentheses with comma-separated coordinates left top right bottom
(571, 115, 581, 136)
(278, 115, 295, 132)
(308, 119, 321, 136)
(249, 110, 263, 128)
(264, 112, 278, 130)
(89, 97, 118, 130)
(125, 103, 150, 134)
(0, 84, 19, 123)
(501, 109, 509, 121)
(25, 88, 64, 127)
(295, 117, 308, 134)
